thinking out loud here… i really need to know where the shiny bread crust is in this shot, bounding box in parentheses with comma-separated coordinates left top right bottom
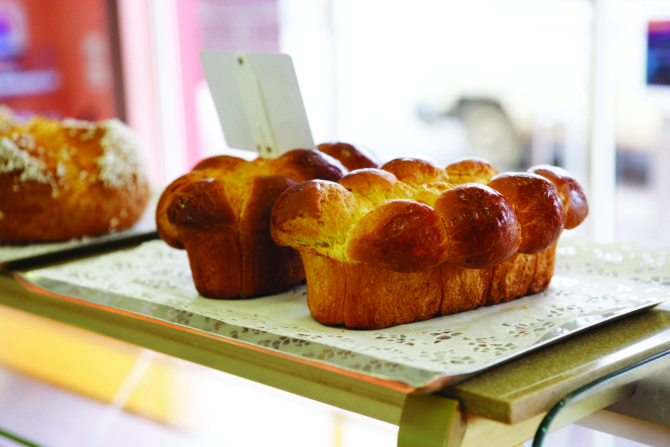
(381, 157, 449, 186)
(156, 148, 348, 299)
(433, 184, 521, 268)
(445, 156, 499, 185)
(346, 199, 450, 273)
(316, 142, 379, 171)
(488, 172, 566, 254)
(526, 165, 589, 229)
(271, 156, 588, 329)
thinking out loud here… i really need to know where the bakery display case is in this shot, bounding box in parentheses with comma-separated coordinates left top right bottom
(0, 236, 669, 446)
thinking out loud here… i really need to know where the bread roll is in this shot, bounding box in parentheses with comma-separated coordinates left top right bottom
(381, 157, 449, 186)
(338, 168, 414, 210)
(445, 157, 499, 185)
(271, 156, 588, 329)
(346, 199, 450, 273)
(433, 184, 521, 269)
(158, 149, 348, 298)
(316, 142, 378, 170)
(488, 172, 566, 254)
(156, 171, 212, 249)
(0, 110, 150, 243)
(268, 149, 347, 183)
(167, 178, 244, 298)
(527, 165, 589, 229)
(270, 180, 358, 259)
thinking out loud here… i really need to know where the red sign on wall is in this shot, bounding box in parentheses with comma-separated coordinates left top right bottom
(0, 0, 121, 121)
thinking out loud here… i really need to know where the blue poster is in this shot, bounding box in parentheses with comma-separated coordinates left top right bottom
(647, 21, 670, 86)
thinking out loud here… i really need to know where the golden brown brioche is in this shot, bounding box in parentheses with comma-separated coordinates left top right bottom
(342, 261, 441, 329)
(338, 168, 414, 210)
(268, 149, 346, 183)
(157, 149, 347, 299)
(433, 184, 521, 268)
(156, 171, 213, 249)
(271, 156, 588, 329)
(270, 180, 359, 258)
(526, 165, 589, 229)
(346, 199, 450, 273)
(298, 252, 346, 325)
(316, 142, 378, 170)
(381, 157, 449, 186)
(0, 111, 150, 244)
(167, 178, 243, 298)
(445, 157, 499, 185)
(488, 172, 566, 254)
(487, 252, 538, 305)
(528, 242, 558, 294)
(438, 263, 491, 315)
(299, 252, 441, 329)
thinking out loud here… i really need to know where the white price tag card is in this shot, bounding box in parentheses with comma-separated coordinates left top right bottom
(201, 51, 315, 159)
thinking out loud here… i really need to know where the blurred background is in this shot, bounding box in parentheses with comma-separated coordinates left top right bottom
(0, 0, 669, 445)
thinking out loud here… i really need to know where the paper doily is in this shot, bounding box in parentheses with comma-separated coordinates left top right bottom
(21, 238, 670, 388)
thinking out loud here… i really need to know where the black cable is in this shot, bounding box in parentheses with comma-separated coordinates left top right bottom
(532, 348, 670, 447)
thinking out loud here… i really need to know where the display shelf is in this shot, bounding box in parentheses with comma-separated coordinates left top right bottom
(1, 237, 669, 446)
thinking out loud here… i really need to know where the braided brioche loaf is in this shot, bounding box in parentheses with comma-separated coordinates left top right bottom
(156, 144, 377, 299)
(271, 157, 588, 329)
(0, 108, 150, 244)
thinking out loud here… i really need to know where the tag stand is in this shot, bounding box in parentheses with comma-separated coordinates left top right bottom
(234, 53, 278, 159)
(201, 51, 315, 159)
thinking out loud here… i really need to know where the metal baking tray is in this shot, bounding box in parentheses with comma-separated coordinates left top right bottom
(0, 197, 158, 271)
(16, 238, 670, 390)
